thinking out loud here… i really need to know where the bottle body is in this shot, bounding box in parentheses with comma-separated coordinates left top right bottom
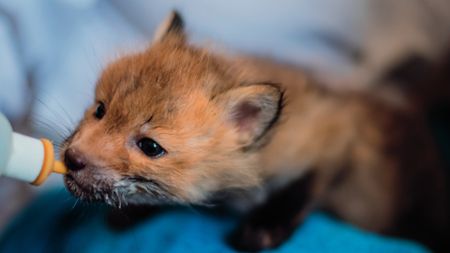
(0, 113, 65, 184)
(5, 133, 46, 182)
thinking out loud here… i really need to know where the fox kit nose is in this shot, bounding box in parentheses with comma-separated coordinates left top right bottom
(64, 148, 87, 172)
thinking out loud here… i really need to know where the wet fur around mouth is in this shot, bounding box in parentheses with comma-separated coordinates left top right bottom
(64, 174, 116, 205)
(64, 173, 179, 208)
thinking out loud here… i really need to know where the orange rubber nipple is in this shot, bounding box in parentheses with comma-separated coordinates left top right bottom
(31, 139, 67, 186)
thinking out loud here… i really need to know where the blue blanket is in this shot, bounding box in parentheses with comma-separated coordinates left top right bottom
(0, 189, 429, 253)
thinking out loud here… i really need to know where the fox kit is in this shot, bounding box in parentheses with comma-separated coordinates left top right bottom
(62, 12, 449, 252)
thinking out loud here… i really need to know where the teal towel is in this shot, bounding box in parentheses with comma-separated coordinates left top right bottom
(0, 189, 429, 253)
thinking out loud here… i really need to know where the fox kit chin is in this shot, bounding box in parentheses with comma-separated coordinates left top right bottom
(63, 12, 448, 252)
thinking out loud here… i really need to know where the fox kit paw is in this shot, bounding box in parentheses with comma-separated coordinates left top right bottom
(227, 222, 291, 252)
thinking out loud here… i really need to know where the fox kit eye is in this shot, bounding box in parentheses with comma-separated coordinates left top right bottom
(137, 138, 166, 158)
(94, 102, 106, 119)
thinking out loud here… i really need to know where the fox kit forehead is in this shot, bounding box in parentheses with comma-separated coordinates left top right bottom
(93, 39, 237, 128)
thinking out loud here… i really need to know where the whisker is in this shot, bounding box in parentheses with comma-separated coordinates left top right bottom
(52, 97, 78, 127)
(34, 97, 75, 133)
(71, 198, 80, 210)
(31, 117, 70, 140)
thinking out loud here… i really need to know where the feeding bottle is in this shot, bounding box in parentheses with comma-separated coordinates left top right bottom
(0, 113, 67, 185)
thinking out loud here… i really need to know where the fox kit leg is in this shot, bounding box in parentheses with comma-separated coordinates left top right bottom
(227, 172, 317, 252)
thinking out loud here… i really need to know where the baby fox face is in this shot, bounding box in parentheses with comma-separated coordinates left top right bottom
(63, 12, 283, 207)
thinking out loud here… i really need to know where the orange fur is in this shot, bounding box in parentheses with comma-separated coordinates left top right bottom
(62, 12, 448, 251)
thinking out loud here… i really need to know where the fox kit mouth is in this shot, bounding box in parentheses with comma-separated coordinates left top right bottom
(64, 172, 179, 207)
(64, 173, 117, 205)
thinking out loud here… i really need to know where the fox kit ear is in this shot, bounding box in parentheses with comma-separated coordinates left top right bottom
(218, 84, 284, 147)
(153, 11, 185, 43)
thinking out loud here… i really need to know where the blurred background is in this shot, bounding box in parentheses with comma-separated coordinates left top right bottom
(0, 0, 449, 232)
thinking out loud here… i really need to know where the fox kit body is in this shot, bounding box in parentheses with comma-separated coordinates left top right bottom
(63, 12, 448, 251)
